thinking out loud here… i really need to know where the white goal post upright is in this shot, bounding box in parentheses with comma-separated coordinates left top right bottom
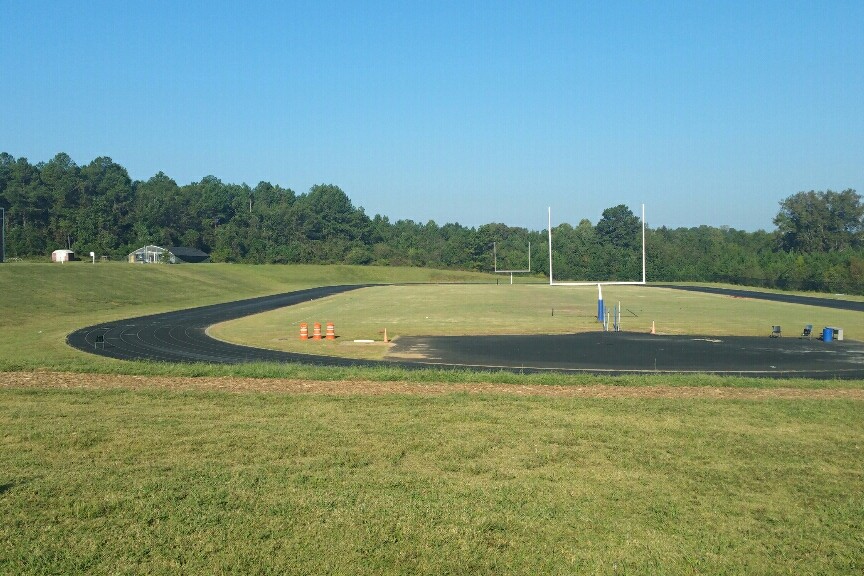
(641, 202, 646, 284)
(547, 204, 647, 286)
(548, 207, 554, 284)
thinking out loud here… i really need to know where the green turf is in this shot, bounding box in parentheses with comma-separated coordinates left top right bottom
(1, 387, 862, 575)
(210, 284, 864, 360)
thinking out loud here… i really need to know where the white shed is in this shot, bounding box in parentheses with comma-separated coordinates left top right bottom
(51, 249, 75, 263)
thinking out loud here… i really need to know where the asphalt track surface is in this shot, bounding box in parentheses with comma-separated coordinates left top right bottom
(67, 284, 864, 379)
(664, 284, 864, 312)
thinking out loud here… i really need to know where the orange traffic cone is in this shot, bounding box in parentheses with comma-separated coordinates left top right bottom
(299, 322, 308, 340)
(312, 322, 322, 340)
(325, 322, 336, 340)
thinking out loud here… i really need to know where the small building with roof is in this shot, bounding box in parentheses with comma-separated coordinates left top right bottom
(51, 249, 76, 263)
(128, 245, 210, 264)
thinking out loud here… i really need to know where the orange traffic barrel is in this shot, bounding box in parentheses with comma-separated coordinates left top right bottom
(312, 322, 322, 340)
(299, 322, 308, 340)
(325, 322, 336, 340)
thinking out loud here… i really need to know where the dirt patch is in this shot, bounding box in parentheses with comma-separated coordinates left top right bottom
(2, 371, 864, 400)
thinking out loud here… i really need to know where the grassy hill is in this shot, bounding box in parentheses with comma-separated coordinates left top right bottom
(0, 262, 492, 372)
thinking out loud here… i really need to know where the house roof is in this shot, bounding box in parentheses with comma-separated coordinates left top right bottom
(167, 246, 209, 259)
(129, 245, 167, 254)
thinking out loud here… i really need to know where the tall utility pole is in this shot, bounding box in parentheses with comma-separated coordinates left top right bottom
(547, 207, 553, 284)
(642, 204, 646, 284)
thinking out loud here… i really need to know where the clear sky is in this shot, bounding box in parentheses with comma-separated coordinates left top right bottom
(2, 0, 862, 232)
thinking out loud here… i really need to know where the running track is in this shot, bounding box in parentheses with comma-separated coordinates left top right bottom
(67, 284, 864, 379)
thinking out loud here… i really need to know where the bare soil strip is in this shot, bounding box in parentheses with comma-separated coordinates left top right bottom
(2, 371, 863, 400)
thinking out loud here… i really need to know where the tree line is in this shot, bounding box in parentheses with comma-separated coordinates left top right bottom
(2, 152, 863, 294)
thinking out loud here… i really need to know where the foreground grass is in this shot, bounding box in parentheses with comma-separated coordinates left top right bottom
(2, 386, 862, 574)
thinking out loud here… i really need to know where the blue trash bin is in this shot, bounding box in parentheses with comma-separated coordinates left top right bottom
(822, 327, 833, 342)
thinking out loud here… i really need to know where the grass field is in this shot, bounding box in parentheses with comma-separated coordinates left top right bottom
(3, 384, 863, 574)
(2, 262, 864, 574)
(210, 284, 864, 361)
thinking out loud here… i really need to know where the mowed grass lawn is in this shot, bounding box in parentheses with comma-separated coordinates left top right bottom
(2, 263, 864, 574)
(211, 284, 864, 360)
(2, 387, 862, 574)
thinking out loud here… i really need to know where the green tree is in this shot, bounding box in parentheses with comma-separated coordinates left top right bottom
(0, 154, 50, 255)
(595, 204, 641, 250)
(774, 189, 863, 253)
(132, 172, 183, 247)
(40, 153, 81, 248)
(77, 157, 134, 255)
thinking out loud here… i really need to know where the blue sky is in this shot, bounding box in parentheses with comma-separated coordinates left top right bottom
(2, 0, 862, 231)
